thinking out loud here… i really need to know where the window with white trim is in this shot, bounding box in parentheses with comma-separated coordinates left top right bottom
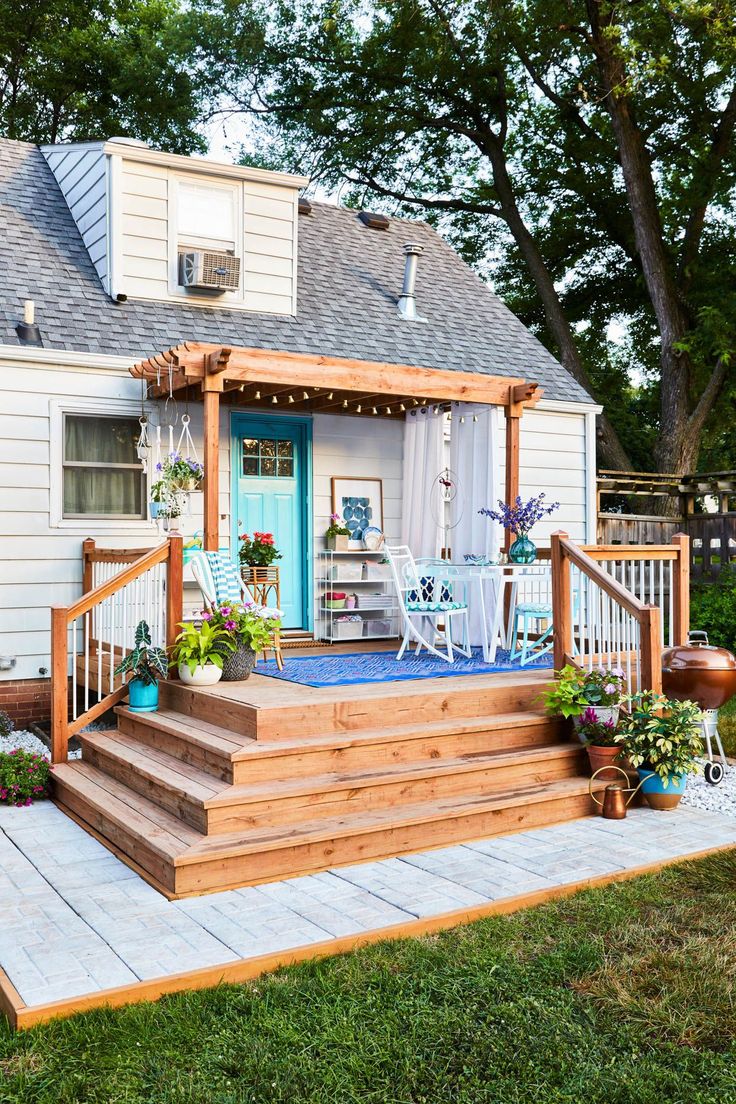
(177, 178, 237, 251)
(62, 413, 145, 519)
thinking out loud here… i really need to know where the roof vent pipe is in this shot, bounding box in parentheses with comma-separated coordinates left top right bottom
(397, 243, 425, 321)
(16, 300, 42, 346)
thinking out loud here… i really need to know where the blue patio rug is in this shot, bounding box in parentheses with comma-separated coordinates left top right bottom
(256, 647, 553, 688)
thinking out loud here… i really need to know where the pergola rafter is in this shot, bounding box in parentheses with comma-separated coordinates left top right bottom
(129, 341, 543, 551)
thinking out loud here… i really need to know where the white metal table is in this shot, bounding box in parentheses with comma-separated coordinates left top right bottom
(450, 562, 552, 664)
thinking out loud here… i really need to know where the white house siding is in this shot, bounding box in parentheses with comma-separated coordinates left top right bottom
(42, 144, 108, 287)
(497, 404, 590, 544)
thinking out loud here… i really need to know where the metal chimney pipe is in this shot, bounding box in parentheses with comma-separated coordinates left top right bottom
(398, 243, 424, 320)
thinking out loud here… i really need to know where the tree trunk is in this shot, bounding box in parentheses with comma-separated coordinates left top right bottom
(480, 126, 631, 471)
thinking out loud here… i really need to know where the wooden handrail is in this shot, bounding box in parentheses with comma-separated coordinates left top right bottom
(61, 542, 170, 622)
(50, 536, 183, 764)
(559, 539, 651, 619)
(550, 530, 680, 693)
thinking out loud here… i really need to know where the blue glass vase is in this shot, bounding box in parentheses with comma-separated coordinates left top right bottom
(509, 534, 536, 564)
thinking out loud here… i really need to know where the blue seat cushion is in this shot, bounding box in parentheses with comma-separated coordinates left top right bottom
(516, 603, 552, 616)
(408, 576, 453, 604)
(407, 600, 466, 613)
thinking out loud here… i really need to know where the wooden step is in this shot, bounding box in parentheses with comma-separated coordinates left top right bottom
(229, 711, 567, 783)
(204, 743, 585, 833)
(79, 730, 221, 832)
(174, 778, 606, 895)
(114, 706, 252, 781)
(52, 761, 199, 892)
(160, 669, 550, 741)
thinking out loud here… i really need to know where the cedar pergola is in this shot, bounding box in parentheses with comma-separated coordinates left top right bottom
(130, 341, 543, 551)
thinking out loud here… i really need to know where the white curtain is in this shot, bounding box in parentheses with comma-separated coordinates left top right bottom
(450, 403, 502, 644)
(401, 407, 445, 557)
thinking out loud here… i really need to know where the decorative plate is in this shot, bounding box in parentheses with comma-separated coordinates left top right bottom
(363, 526, 384, 551)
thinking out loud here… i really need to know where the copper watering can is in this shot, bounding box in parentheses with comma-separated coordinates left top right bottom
(589, 766, 645, 820)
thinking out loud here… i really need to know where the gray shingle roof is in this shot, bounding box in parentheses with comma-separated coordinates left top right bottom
(0, 139, 591, 403)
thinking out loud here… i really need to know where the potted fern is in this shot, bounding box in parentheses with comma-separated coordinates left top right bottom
(114, 620, 169, 713)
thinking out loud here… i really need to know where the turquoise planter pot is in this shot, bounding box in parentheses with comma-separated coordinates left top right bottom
(128, 677, 159, 713)
(637, 767, 686, 810)
(509, 534, 537, 564)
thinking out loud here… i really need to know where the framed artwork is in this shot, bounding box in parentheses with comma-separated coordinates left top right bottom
(331, 477, 384, 540)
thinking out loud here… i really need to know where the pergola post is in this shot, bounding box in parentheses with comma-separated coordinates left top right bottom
(202, 376, 223, 552)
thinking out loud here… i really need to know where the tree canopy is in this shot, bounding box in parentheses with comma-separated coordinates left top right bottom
(0, 0, 206, 152)
(198, 0, 736, 476)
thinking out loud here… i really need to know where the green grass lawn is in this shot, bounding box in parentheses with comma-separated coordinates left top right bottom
(2, 853, 736, 1104)
(718, 698, 736, 758)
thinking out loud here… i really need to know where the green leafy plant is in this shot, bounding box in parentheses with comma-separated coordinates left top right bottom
(326, 512, 350, 539)
(542, 665, 625, 718)
(0, 749, 51, 806)
(114, 621, 169, 687)
(0, 709, 12, 738)
(690, 576, 736, 655)
(203, 602, 282, 654)
(615, 692, 704, 785)
(171, 620, 235, 675)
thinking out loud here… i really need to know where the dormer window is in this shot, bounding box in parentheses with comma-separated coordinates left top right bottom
(174, 176, 242, 296)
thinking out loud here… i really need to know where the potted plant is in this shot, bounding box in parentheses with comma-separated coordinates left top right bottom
(615, 692, 704, 809)
(479, 493, 560, 563)
(149, 479, 166, 519)
(542, 664, 625, 735)
(204, 601, 283, 681)
(325, 512, 351, 551)
(577, 708, 623, 779)
(238, 531, 282, 570)
(171, 620, 235, 686)
(114, 620, 169, 712)
(156, 451, 204, 492)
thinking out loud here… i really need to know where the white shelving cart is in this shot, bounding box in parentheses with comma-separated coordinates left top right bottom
(317, 550, 398, 643)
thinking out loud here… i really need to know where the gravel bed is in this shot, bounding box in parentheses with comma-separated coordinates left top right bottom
(0, 730, 81, 760)
(682, 760, 736, 818)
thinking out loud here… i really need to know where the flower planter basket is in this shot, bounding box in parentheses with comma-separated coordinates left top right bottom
(221, 641, 257, 681)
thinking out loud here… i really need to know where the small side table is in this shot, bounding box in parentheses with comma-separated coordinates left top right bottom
(241, 565, 284, 670)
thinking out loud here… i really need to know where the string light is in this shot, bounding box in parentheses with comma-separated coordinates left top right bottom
(271, 395, 278, 404)
(288, 394, 295, 403)
(400, 403, 406, 412)
(372, 406, 378, 415)
(239, 383, 245, 392)
(473, 414, 478, 422)
(356, 404, 362, 413)
(254, 390, 261, 400)
(303, 391, 309, 400)
(327, 392, 334, 400)
(460, 415, 465, 424)
(342, 399, 348, 408)
(385, 406, 391, 415)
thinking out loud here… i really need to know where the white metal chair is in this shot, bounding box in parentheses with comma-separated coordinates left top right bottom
(386, 545, 471, 664)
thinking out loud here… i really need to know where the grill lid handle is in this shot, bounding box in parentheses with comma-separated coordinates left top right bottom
(688, 630, 710, 646)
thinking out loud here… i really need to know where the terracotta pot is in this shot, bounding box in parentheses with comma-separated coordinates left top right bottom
(586, 744, 623, 780)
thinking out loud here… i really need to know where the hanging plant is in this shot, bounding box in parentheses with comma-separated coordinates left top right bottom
(156, 452, 204, 492)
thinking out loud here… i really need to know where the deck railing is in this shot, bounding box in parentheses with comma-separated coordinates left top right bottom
(551, 532, 690, 695)
(50, 536, 183, 764)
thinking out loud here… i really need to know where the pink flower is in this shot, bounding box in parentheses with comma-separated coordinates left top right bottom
(224, 620, 237, 631)
(604, 683, 617, 696)
(202, 611, 212, 621)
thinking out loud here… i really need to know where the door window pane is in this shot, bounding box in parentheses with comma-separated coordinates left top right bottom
(240, 436, 297, 478)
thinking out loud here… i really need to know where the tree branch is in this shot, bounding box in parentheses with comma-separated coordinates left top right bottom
(342, 173, 503, 218)
(687, 356, 729, 437)
(679, 84, 736, 289)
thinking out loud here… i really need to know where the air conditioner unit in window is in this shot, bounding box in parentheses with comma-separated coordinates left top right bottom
(178, 250, 240, 292)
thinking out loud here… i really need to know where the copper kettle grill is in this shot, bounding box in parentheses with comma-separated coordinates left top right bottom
(662, 631, 736, 785)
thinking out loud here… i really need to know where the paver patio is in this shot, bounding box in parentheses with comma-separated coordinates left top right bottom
(2, 800, 735, 1026)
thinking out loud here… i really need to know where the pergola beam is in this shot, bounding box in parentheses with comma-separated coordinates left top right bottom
(131, 341, 544, 552)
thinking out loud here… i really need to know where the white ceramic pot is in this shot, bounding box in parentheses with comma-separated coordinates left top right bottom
(573, 705, 620, 742)
(178, 662, 223, 686)
(347, 539, 364, 551)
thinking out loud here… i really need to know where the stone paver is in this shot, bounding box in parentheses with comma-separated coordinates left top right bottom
(0, 801, 734, 1010)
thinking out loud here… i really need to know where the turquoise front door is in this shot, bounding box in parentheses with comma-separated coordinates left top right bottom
(231, 414, 311, 630)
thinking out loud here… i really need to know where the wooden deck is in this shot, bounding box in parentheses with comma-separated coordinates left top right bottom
(53, 649, 606, 897)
